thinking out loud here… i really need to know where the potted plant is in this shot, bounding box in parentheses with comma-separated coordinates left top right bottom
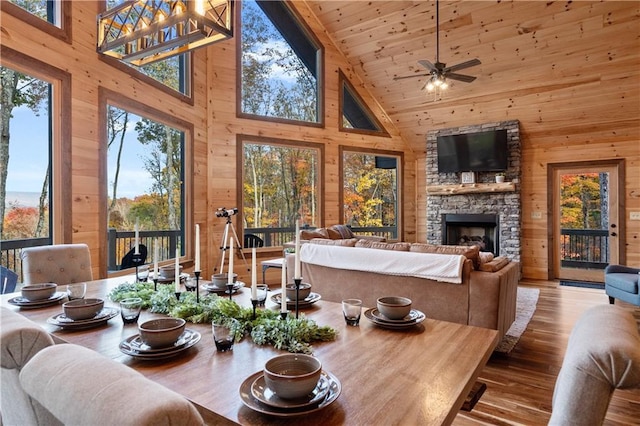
(495, 172, 506, 183)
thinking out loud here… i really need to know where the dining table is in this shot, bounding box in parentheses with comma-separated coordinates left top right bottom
(2, 276, 499, 425)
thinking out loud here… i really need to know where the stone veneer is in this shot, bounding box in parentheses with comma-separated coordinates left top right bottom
(426, 120, 521, 262)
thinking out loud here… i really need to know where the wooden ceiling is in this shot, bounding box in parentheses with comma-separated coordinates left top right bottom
(305, 0, 637, 154)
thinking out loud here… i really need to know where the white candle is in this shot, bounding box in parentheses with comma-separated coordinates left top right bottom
(251, 247, 257, 299)
(153, 238, 159, 279)
(281, 257, 287, 313)
(194, 224, 200, 272)
(134, 219, 140, 255)
(294, 220, 301, 279)
(175, 248, 180, 292)
(228, 238, 234, 284)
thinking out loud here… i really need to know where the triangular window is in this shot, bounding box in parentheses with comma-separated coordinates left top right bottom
(339, 71, 388, 136)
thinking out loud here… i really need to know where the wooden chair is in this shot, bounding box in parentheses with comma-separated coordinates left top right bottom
(19, 344, 204, 426)
(20, 243, 93, 285)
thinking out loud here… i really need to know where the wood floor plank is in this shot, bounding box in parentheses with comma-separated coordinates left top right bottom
(453, 280, 640, 425)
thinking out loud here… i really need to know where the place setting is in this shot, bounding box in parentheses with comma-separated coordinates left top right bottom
(8, 283, 67, 308)
(364, 296, 426, 329)
(201, 273, 246, 294)
(47, 296, 119, 329)
(119, 317, 201, 360)
(239, 354, 341, 417)
(270, 283, 321, 309)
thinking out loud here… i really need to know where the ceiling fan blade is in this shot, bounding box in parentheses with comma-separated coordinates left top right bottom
(446, 73, 477, 83)
(418, 60, 437, 72)
(393, 73, 431, 81)
(444, 58, 481, 73)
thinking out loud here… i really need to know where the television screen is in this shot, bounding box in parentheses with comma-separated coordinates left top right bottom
(437, 129, 508, 173)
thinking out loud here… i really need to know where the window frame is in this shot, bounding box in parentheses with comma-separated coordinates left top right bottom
(0, 45, 72, 244)
(236, 0, 325, 128)
(1, 0, 72, 43)
(99, 88, 195, 275)
(237, 134, 325, 250)
(339, 146, 403, 242)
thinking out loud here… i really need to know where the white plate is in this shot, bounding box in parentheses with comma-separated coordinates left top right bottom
(119, 329, 201, 360)
(270, 292, 322, 308)
(240, 370, 341, 417)
(251, 371, 330, 409)
(202, 281, 245, 294)
(8, 291, 66, 308)
(47, 307, 119, 329)
(369, 308, 424, 323)
(364, 308, 426, 329)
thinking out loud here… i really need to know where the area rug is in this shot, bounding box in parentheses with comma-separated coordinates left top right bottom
(559, 280, 604, 290)
(494, 287, 540, 354)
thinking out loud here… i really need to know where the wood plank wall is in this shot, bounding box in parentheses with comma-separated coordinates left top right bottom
(0, 1, 415, 281)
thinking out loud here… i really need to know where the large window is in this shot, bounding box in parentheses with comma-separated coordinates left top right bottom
(341, 148, 401, 241)
(3, 0, 71, 42)
(240, 136, 322, 247)
(105, 102, 187, 272)
(240, 0, 322, 124)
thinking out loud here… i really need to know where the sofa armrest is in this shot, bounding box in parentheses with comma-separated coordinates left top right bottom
(605, 265, 640, 275)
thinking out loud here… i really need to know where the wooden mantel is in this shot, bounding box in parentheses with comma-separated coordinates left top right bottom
(426, 182, 516, 195)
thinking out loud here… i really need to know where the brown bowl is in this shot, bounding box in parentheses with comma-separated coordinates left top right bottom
(21, 283, 57, 301)
(264, 354, 322, 400)
(211, 273, 237, 288)
(159, 265, 183, 280)
(377, 296, 412, 320)
(285, 283, 312, 301)
(63, 298, 104, 321)
(138, 318, 186, 348)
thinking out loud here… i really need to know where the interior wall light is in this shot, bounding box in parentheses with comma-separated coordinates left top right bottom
(97, 0, 234, 67)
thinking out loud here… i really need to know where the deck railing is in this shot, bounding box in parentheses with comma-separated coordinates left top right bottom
(560, 228, 609, 269)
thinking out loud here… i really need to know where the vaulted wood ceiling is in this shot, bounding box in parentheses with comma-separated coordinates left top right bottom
(305, 0, 636, 154)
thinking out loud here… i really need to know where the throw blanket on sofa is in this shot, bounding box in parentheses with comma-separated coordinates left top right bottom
(299, 244, 466, 284)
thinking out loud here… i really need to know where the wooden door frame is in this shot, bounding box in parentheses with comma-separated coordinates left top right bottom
(547, 159, 626, 281)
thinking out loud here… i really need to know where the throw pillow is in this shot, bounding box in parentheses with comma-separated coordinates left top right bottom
(355, 240, 411, 251)
(328, 224, 355, 239)
(300, 228, 329, 240)
(410, 243, 481, 269)
(478, 256, 510, 272)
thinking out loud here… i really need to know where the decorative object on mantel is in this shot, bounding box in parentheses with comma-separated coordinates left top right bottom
(495, 173, 505, 183)
(97, 0, 234, 66)
(461, 171, 476, 184)
(109, 282, 337, 353)
(426, 182, 516, 195)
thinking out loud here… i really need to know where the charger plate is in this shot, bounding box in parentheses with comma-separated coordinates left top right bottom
(119, 329, 201, 360)
(251, 371, 331, 409)
(270, 292, 321, 308)
(8, 292, 66, 308)
(240, 370, 341, 417)
(202, 281, 245, 294)
(47, 307, 119, 329)
(364, 308, 425, 329)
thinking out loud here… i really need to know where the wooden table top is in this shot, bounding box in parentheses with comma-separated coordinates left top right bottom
(3, 277, 498, 425)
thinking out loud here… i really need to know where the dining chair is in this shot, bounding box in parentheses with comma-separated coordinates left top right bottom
(120, 244, 148, 269)
(0, 307, 59, 426)
(0, 266, 19, 294)
(20, 243, 93, 285)
(19, 344, 204, 426)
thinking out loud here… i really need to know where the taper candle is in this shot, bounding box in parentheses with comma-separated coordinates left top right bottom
(281, 257, 287, 313)
(153, 238, 158, 278)
(251, 247, 257, 299)
(228, 238, 234, 284)
(294, 220, 301, 279)
(194, 224, 201, 272)
(134, 219, 140, 255)
(174, 248, 180, 292)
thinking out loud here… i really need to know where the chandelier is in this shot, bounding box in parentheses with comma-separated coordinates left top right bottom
(97, 0, 234, 67)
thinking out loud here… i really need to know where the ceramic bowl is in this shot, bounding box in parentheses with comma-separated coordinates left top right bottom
(63, 298, 104, 320)
(159, 265, 183, 280)
(138, 318, 186, 348)
(285, 283, 312, 301)
(211, 273, 237, 288)
(377, 296, 412, 320)
(264, 354, 322, 400)
(21, 283, 57, 301)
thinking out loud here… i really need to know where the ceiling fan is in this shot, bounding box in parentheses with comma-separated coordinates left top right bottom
(394, 0, 481, 92)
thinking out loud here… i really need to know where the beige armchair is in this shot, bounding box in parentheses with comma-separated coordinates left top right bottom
(550, 304, 640, 425)
(19, 344, 204, 426)
(21, 243, 93, 285)
(0, 307, 59, 426)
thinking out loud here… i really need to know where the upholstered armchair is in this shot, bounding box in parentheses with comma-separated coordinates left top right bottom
(604, 265, 640, 307)
(1, 307, 59, 426)
(20, 243, 93, 285)
(549, 304, 640, 425)
(19, 344, 204, 426)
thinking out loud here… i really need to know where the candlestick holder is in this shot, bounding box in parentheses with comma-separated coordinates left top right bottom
(226, 282, 234, 300)
(294, 277, 302, 319)
(194, 271, 200, 304)
(175, 291, 181, 301)
(251, 299, 258, 319)
(131, 253, 144, 281)
(280, 311, 288, 320)
(153, 278, 158, 292)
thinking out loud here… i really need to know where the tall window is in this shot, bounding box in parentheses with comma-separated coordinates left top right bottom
(240, 136, 322, 247)
(240, 0, 322, 124)
(341, 149, 401, 240)
(106, 105, 185, 271)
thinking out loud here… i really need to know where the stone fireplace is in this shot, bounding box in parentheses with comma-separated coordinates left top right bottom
(426, 121, 521, 262)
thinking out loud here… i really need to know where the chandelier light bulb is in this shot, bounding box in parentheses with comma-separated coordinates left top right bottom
(426, 81, 435, 91)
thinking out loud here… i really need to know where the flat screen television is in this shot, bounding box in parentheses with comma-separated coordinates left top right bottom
(437, 129, 508, 173)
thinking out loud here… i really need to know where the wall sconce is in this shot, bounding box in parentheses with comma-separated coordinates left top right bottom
(97, 0, 234, 66)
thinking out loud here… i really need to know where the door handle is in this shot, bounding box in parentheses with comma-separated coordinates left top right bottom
(611, 232, 617, 237)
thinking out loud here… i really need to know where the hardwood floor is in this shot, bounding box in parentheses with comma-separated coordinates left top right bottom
(454, 279, 640, 426)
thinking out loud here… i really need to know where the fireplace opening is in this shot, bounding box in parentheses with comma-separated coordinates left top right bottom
(442, 214, 499, 255)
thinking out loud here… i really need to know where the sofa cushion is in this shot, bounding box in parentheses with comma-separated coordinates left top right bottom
(606, 273, 639, 294)
(300, 228, 330, 240)
(355, 240, 411, 251)
(327, 224, 355, 239)
(310, 238, 359, 247)
(478, 256, 510, 272)
(410, 243, 481, 269)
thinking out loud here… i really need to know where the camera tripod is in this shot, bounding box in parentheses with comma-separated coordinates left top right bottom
(214, 216, 249, 273)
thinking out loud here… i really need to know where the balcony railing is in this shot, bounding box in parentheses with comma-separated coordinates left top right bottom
(107, 228, 182, 272)
(560, 228, 609, 269)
